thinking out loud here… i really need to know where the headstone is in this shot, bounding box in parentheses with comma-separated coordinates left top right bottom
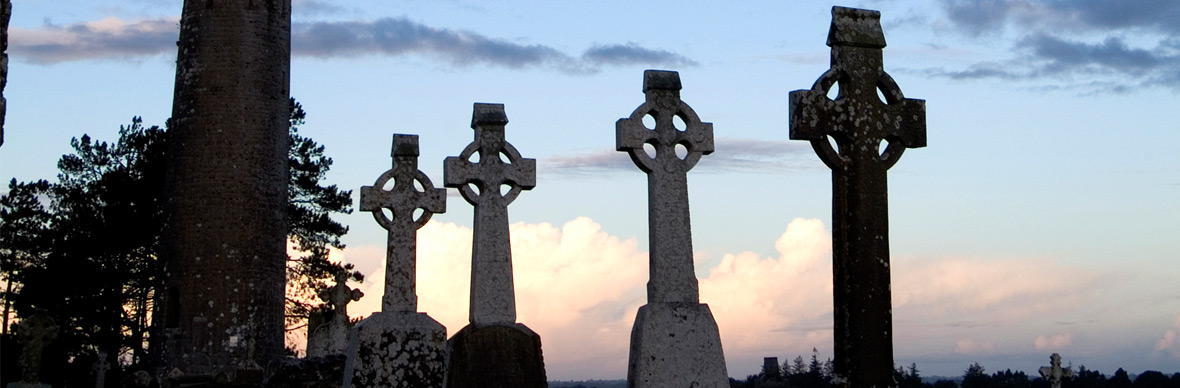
(1038, 353, 1074, 388)
(343, 134, 448, 388)
(443, 103, 546, 388)
(153, 0, 292, 378)
(616, 70, 728, 388)
(93, 351, 111, 388)
(306, 270, 363, 357)
(788, 7, 926, 388)
(8, 311, 58, 388)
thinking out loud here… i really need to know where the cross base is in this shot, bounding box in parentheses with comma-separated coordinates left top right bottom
(343, 312, 447, 388)
(446, 323, 547, 388)
(627, 302, 728, 388)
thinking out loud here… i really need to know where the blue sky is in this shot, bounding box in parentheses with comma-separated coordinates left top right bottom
(3, 0, 1179, 380)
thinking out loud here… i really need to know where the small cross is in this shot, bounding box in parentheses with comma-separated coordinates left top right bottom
(616, 70, 713, 304)
(94, 350, 111, 388)
(360, 134, 446, 312)
(444, 103, 536, 325)
(788, 7, 926, 388)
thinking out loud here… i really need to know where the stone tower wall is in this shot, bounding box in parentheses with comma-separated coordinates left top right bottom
(155, 0, 291, 375)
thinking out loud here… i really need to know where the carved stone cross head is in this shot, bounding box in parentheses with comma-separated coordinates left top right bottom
(360, 134, 446, 231)
(789, 6, 926, 170)
(617, 70, 714, 175)
(444, 103, 536, 206)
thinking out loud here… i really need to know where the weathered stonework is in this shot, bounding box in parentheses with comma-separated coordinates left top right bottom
(343, 313, 447, 388)
(307, 271, 363, 357)
(617, 70, 727, 388)
(1, 0, 10, 147)
(627, 303, 726, 388)
(443, 104, 546, 388)
(345, 134, 448, 388)
(153, 0, 292, 378)
(446, 324, 546, 388)
(788, 7, 926, 388)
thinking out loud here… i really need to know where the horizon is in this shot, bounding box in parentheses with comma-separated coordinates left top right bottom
(2, 0, 1178, 379)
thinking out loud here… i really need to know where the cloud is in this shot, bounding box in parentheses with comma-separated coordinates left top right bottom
(292, 0, 346, 16)
(930, 0, 1180, 93)
(1154, 313, 1180, 357)
(344, 217, 649, 379)
(954, 338, 996, 354)
(543, 138, 817, 176)
(1034, 332, 1073, 350)
(9, 16, 695, 73)
(700, 218, 834, 360)
(582, 43, 697, 67)
(337, 216, 1104, 378)
(8, 17, 178, 64)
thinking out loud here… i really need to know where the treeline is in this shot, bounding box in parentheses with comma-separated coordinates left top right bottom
(730, 352, 1180, 388)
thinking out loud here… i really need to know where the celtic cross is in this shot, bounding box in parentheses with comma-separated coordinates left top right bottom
(360, 134, 446, 313)
(788, 7, 926, 388)
(444, 103, 536, 325)
(617, 70, 714, 304)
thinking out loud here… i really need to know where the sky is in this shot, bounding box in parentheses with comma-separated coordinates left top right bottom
(2, 0, 1179, 380)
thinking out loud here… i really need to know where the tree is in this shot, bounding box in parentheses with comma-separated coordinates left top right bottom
(897, 362, 924, 388)
(0, 98, 354, 374)
(0, 179, 51, 334)
(963, 362, 992, 388)
(1108, 369, 1132, 388)
(1133, 371, 1169, 388)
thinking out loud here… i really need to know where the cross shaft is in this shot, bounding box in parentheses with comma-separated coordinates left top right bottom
(617, 70, 714, 304)
(360, 134, 446, 313)
(788, 7, 926, 388)
(444, 103, 536, 325)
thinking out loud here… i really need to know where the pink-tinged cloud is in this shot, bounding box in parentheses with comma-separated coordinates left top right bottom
(954, 338, 996, 354)
(1034, 332, 1073, 351)
(1154, 313, 1180, 357)
(335, 216, 1107, 379)
(699, 218, 834, 365)
(892, 256, 1097, 319)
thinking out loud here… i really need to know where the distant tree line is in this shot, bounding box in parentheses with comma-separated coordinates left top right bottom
(729, 352, 1180, 388)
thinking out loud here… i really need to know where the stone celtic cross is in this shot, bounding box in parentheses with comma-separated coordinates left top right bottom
(788, 7, 926, 388)
(444, 103, 536, 325)
(360, 134, 447, 312)
(1039, 353, 1074, 388)
(617, 70, 714, 304)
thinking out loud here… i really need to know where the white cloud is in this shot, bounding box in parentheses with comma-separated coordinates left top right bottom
(334, 216, 1106, 379)
(699, 218, 834, 362)
(1154, 313, 1180, 358)
(954, 338, 996, 354)
(1034, 332, 1073, 351)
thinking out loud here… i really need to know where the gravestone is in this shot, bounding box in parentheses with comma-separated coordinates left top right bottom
(93, 351, 110, 388)
(343, 134, 448, 388)
(1038, 353, 1074, 388)
(307, 270, 363, 357)
(443, 103, 546, 388)
(788, 7, 926, 388)
(8, 311, 58, 388)
(154, 0, 292, 379)
(616, 70, 728, 388)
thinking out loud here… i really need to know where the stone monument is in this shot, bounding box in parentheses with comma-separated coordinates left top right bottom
(343, 134, 448, 388)
(788, 6, 926, 388)
(306, 270, 363, 357)
(153, 0, 292, 379)
(1, 0, 9, 147)
(8, 311, 58, 388)
(93, 351, 111, 388)
(756, 357, 788, 388)
(616, 70, 728, 388)
(1038, 353, 1074, 388)
(443, 103, 546, 388)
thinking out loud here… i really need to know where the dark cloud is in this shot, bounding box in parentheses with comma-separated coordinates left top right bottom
(581, 43, 697, 68)
(931, 0, 1180, 93)
(10, 16, 695, 74)
(543, 138, 817, 177)
(9, 18, 178, 64)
